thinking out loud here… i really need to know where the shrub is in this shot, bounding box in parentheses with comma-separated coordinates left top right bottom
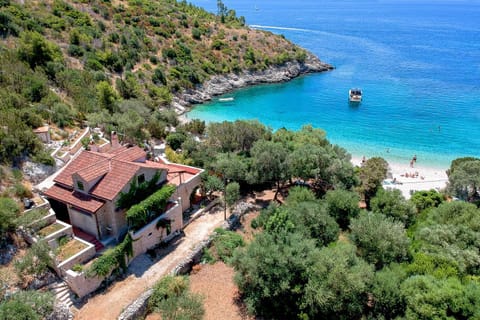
(0, 197, 19, 242)
(148, 275, 204, 320)
(192, 28, 202, 40)
(31, 150, 55, 166)
(67, 44, 84, 57)
(152, 67, 167, 85)
(14, 241, 53, 285)
(17, 31, 63, 69)
(72, 264, 83, 272)
(57, 235, 69, 247)
(209, 228, 244, 264)
(0, 290, 54, 320)
(166, 132, 187, 151)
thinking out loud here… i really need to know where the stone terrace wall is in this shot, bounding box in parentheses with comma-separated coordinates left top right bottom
(130, 201, 182, 257)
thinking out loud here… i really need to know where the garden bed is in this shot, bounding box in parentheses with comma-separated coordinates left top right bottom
(37, 222, 63, 237)
(56, 238, 88, 263)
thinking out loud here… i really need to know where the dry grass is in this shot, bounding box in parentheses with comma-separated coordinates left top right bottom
(56, 239, 88, 262)
(0, 239, 28, 290)
(37, 222, 63, 237)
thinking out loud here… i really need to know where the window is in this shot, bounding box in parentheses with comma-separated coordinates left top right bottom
(137, 174, 145, 184)
(77, 181, 84, 191)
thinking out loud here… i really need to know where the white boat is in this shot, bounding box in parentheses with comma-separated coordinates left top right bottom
(349, 88, 362, 103)
(219, 97, 234, 102)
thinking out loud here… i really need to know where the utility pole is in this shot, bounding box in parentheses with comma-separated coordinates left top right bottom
(223, 177, 227, 221)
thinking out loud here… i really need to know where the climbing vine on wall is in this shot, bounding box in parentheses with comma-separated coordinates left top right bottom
(116, 171, 162, 210)
(86, 234, 133, 278)
(126, 184, 176, 231)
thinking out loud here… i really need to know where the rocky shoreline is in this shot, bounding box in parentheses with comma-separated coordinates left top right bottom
(173, 51, 333, 114)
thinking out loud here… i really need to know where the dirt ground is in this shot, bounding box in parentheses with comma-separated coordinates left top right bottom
(187, 207, 260, 320)
(189, 262, 250, 320)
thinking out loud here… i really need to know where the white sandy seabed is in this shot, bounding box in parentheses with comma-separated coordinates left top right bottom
(351, 157, 448, 200)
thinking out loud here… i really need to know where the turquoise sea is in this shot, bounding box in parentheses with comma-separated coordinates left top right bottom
(187, 0, 480, 168)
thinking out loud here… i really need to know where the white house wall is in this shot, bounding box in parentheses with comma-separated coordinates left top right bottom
(68, 206, 99, 239)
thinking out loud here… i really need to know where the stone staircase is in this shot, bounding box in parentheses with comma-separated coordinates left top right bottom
(50, 281, 74, 310)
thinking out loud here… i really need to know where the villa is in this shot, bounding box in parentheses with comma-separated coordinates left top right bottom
(44, 132, 203, 246)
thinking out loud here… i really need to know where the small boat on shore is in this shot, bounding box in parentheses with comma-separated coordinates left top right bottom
(219, 97, 234, 102)
(349, 88, 362, 103)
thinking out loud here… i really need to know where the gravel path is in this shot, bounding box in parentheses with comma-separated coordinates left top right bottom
(75, 208, 225, 320)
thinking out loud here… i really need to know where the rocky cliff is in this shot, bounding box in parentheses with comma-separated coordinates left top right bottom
(174, 52, 333, 112)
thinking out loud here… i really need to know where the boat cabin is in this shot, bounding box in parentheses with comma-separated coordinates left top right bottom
(349, 88, 362, 102)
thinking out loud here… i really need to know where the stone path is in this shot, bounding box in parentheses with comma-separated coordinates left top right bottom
(74, 207, 225, 320)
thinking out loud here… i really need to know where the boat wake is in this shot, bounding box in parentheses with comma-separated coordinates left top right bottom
(249, 25, 395, 57)
(249, 25, 313, 33)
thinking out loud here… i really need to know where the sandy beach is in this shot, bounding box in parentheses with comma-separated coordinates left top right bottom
(351, 156, 448, 199)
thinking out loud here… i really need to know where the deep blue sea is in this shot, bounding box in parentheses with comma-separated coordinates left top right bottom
(187, 0, 480, 168)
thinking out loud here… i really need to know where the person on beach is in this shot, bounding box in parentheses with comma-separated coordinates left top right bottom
(410, 154, 417, 168)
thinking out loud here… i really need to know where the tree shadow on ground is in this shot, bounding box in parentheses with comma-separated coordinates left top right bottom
(127, 233, 185, 278)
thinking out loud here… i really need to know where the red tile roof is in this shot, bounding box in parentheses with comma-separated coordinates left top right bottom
(90, 161, 139, 200)
(76, 160, 110, 183)
(48, 146, 203, 203)
(144, 160, 201, 175)
(111, 146, 145, 162)
(54, 152, 107, 187)
(164, 163, 201, 175)
(44, 185, 104, 213)
(33, 126, 49, 133)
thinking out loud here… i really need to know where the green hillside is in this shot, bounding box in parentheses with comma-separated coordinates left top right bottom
(0, 0, 311, 165)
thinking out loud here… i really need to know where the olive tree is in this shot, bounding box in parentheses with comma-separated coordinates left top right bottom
(370, 189, 416, 227)
(446, 157, 480, 201)
(358, 157, 388, 207)
(304, 243, 375, 319)
(324, 189, 360, 229)
(349, 212, 410, 269)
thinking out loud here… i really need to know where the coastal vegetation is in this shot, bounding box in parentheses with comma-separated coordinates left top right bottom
(0, 0, 310, 166)
(156, 118, 478, 319)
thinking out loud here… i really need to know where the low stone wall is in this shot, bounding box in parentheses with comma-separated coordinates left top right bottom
(58, 237, 96, 276)
(117, 289, 153, 320)
(45, 220, 73, 249)
(69, 127, 90, 155)
(65, 269, 108, 299)
(55, 150, 71, 163)
(19, 209, 66, 246)
(27, 196, 51, 212)
(183, 197, 221, 229)
(26, 207, 56, 230)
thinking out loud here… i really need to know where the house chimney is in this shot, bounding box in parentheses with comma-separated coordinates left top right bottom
(111, 131, 120, 149)
(89, 140, 98, 152)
